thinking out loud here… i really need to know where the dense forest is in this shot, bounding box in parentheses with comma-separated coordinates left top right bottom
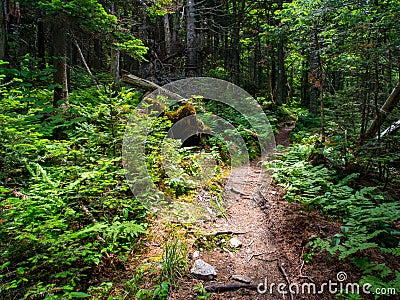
(1, 0, 399, 299)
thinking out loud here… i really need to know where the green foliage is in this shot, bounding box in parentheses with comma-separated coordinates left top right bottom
(193, 283, 211, 299)
(161, 239, 187, 283)
(38, 0, 117, 32)
(135, 282, 169, 300)
(113, 38, 148, 61)
(206, 66, 229, 80)
(0, 64, 148, 298)
(270, 145, 400, 297)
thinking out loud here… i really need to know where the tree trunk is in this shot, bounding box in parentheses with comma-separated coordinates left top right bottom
(52, 23, 68, 107)
(186, 0, 197, 76)
(231, 0, 240, 84)
(164, 13, 172, 57)
(37, 21, 45, 68)
(7, 0, 20, 59)
(109, 1, 120, 86)
(0, 0, 6, 60)
(276, 0, 286, 105)
(110, 48, 120, 86)
(379, 119, 400, 138)
(363, 83, 400, 140)
(93, 39, 102, 69)
(309, 27, 320, 114)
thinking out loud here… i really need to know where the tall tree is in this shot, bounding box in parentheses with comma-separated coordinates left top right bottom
(276, 0, 287, 104)
(0, 0, 6, 60)
(52, 22, 68, 107)
(186, 0, 197, 76)
(35, 0, 117, 105)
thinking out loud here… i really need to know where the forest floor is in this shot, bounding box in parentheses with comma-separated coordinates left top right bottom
(133, 123, 357, 300)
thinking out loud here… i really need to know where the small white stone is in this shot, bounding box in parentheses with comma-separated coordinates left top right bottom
(229, 237, 242, 248)
(232, 274, 251, 284)
(193, 251, 200, 259)
(191, 259, 217, 280)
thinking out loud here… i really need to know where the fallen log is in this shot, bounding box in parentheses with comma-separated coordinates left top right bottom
(122, 73, 160, 92)
(205, 283, 259, 293)
(379, 119, 400, 138)
(363, 83, 400, 141)
(121, 73, 185, 101)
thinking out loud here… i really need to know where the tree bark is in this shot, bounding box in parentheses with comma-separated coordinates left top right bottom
(122, 73, 160, 91)
(309, 26, 320, 114)
(164, 13, 172, 57)
(231, 0, 240, 84)
(122, 72, 184, 100)
(0, 0, 6, 60)
(363, 83, 400, 140)
(379, 119, 400, 138)
(186, 0, 197, 76)
(110, 48, 120, 86)
(110, 1, 120, 86)
(52, 23, 68, 107)
(37, 21, 45, 68)
(276, 0, 286, 105)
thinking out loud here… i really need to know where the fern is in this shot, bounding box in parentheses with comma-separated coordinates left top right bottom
(271, 145, 400, 297)
(104, 220, 147, 243)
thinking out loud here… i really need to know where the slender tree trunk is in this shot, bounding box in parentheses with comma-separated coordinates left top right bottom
(110, 1, 120, 86)
(93, 39, 102, 69)
(140, 3, 147, 42)
(37, 21, 45, 68)
(7, 0, 20, 59)
(52, 23, 68, 107)
(231, 0, 240, 84)
(254, 27, 262, 89)
(164, 13, 172, 57)
(110, 48, 120, 86)
(73, 39, 99, 90)
(309, 26, 320, 114)
(276, 0, 286, 105)
(186, 0, 197, 76)
(0, 0, 6, 60)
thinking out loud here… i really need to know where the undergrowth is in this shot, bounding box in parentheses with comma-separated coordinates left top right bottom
(268, 138, 400, 298)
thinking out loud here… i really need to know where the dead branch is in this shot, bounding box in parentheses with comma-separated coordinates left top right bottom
(205, 283, 259, 293)
(230, 187, 246, 195)
(279, 265, 294, 300)
(364, 83, 400, 141)
(122, 73, 160, 92)
(379, 119, 400, 138)
(203, 230, 248, 236)
(73, 39, 99, 90)
(248, 253, 264, 262)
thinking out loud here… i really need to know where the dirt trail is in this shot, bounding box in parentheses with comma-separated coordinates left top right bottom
(171, 123, 345, 300)
(195, 163, 284, 300)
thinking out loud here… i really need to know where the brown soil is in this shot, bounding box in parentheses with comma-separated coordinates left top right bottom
(125, 123, 368, 300)
(168, 122, 359, 300)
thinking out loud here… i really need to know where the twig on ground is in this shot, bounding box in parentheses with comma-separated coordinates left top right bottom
(255, 257, 278, 263)
(298, 260, 314, 282)
(223, 247, 234, 258)
(246, 239, 254, 247)
(205, 283, 259, 293)
(202, 230, 248, 236)
(248, 253, 264, 262)
(279, 264, 294, 300)
(231, 187, 246, 195)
